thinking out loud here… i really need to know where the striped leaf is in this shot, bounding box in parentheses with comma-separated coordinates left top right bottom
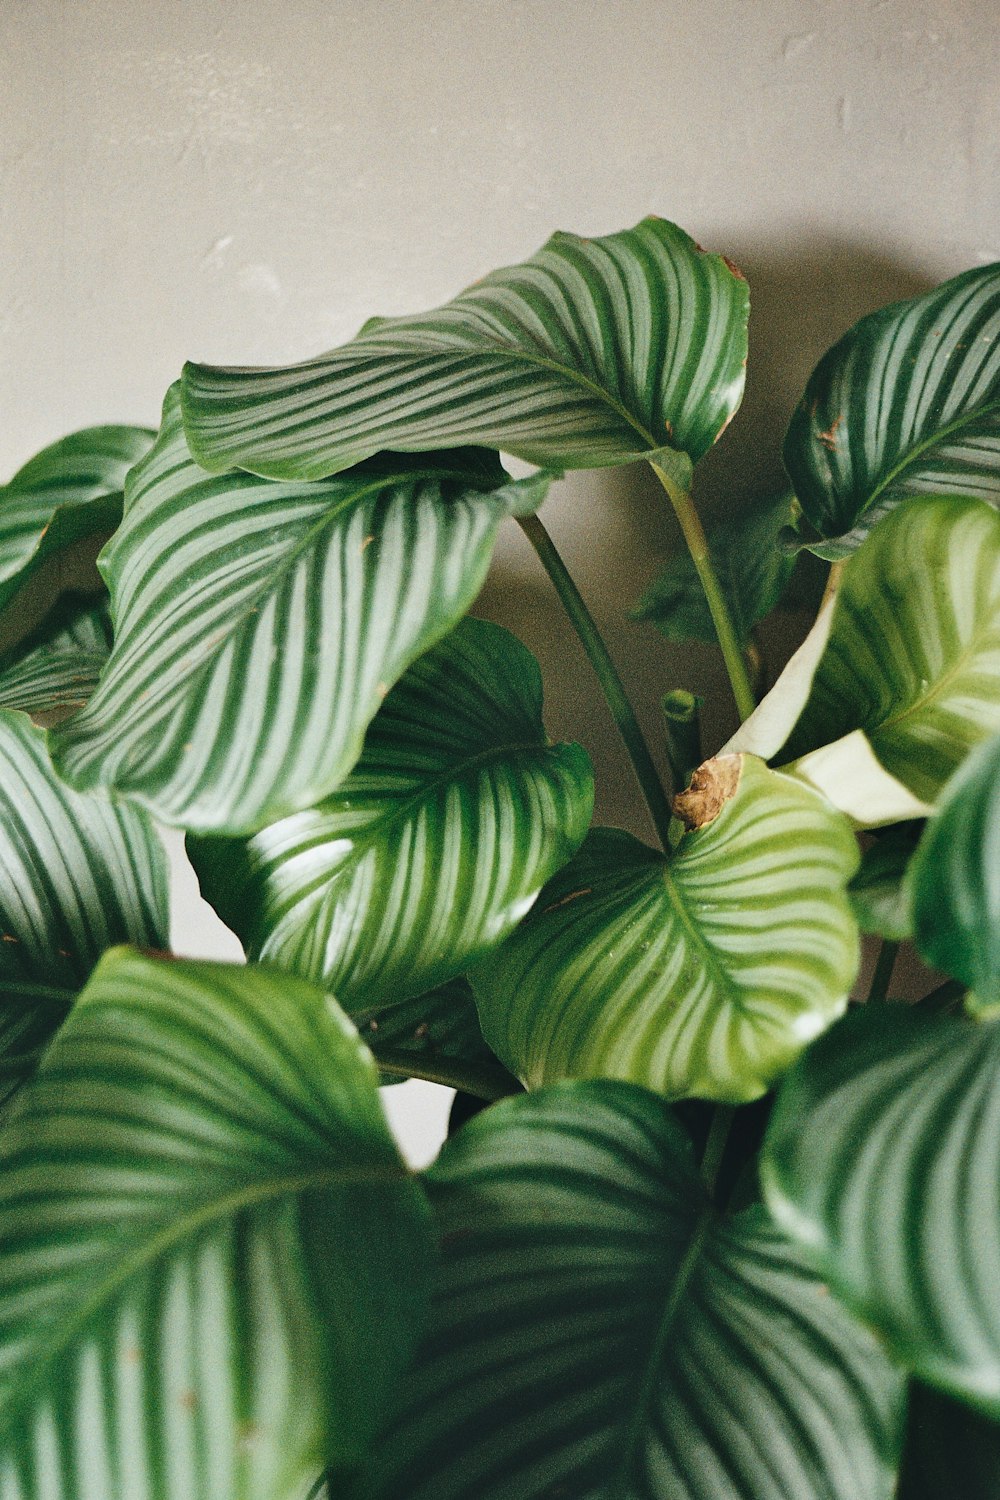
(0, 426, 153, 615)
(189, 618, 593, 1011)
(180, 218, 749, 480)
(910, 732, 1000, 1005)
(763, 1003, 1000, 1415)
(0, 948, 433, 1500)
(785, 262, 1000, 557)
(50, 386, 548, 834)
(471, 754, 859, 1103)
(0, 707, 169, 1105)
(355, 978, 517, 1098)
(359, 1081, 904, 1500)
(774, 497, 1000, 806)
(0, 593, 111, 717)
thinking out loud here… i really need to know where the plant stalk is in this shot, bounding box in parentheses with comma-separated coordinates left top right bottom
(865, 939, 899, 1005)
(700, 1104, 736, 1200)
(650, 461, 757, 722)
(517, 512, 674, 850)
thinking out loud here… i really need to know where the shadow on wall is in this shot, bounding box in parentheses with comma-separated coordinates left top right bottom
(474, 235, 936, 840)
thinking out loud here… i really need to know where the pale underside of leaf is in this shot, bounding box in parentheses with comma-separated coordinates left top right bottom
(181, 217, 749, 480)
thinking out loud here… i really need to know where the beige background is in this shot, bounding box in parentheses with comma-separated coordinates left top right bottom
(5, 0, 999, 1158)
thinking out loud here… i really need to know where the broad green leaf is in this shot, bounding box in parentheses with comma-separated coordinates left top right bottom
(0, 949, 433, 1500)
(0, 708, 169, 1105)
(848, 824, 921, 940)
(359, 1081, 903, 1500)
(472, 753, 859, 1102)
(770, 497, 1000, 806)
(181, 218, 749, 480)
(0, 592, 111, 717)
(0, 425, 153, 614)
(631, 490, 796, 645)
(910, 732, 1000, 1004)
(897, 1383, 1000, 1500)
(785, 262, 1000, 557)
(355, 977, 517, 1098)
(189, 618, 593, 1007)
(763, 1003, 1000, 1415)
(50, 386, 549, 834)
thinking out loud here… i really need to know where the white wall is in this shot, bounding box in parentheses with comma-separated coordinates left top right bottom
(5, 0, 998, 1157)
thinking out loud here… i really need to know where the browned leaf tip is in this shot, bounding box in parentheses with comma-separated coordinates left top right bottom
(672, 754, 743, 831)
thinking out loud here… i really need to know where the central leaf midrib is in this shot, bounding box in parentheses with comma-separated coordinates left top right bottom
(0, 1157, 413, 1446)
(860, 393, 1000, 517)
(659, 854, 748, 1017)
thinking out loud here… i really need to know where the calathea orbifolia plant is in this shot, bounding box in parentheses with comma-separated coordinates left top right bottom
(0, 218, 998, 1499)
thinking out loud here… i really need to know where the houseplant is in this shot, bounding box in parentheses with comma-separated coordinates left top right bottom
(0, 215, 998, 1497)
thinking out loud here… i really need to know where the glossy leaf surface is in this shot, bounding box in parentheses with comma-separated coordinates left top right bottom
(361, 1082, 903, 1500)
(51, 387, 547, 834)
(0, 593, 111, 717)
(0, 950, 432, 1500)
(764, 1004, 1000, 1415)
(910, 732, 1000, 1003)
(181, 218, 749, 479)
(775, 497, 1000, 804)
(472, 754, 859, 1102)
(785, 263, 1000, 556)
(0, 708, 168, 1105)
(190, 618, 593, 1007)
(0, 426, 153, 614)
(632, 490, 795, 645)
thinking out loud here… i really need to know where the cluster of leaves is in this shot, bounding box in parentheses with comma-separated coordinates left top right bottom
(1, 217, 999, 1499)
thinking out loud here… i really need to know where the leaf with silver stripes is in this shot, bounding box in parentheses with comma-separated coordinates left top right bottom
(471, 754, 859, 1103)
(770, 496, 1000, 807)
(189, 618, 593, 1014)
(0, 425, 153, 616)
(763, 1003, 1000, 1415)
(50, 385, 549, 834)
(358, 1081, 904, 1500)
(0, 708, 168, 1106)
(0, 948, 433, 1500)
(180, 218, 749, 480)
(0, 592, 112, 718)
(785, 262, 1000, 557)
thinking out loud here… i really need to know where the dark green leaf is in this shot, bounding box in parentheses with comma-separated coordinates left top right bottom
(911, 732, 1000, 1005)
(189, 618, 593, 1007)
(0, 592, 112, 717)
(181, 218, 749, 479)
(763, 1003, 1000, 1416)
(632, 490, 796, 645)
(50, 386, 549, 834)
(361, 1081, 903, 1500)
(472, 753, 859, 1102)
(784, 263, 1000, 557)
(355, 977, 517, 1099)
(0, 949, 433, 1500)
(0, 425, 153, 614)
(898, 1383, 1000, 1500)
(848, 824, 922, 940)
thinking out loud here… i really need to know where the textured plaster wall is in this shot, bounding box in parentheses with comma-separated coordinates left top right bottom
(5, 0, 999, 1157)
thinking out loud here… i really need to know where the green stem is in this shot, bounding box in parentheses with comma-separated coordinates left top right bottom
(650, 462, 757, 722)
(374, 1049, 523, 1102)
(517, 513, 674, 850)
(865, 939, 899, 1004)
(662, 688, 703, 791)
(700, 1104, 736, 1200)
(917, 978, 966, 1015)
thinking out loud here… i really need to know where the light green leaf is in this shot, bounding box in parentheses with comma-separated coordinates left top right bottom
(189, 618, 593, 1008)
(360, 1081, 903, 1500)
(631, 490, 796, 646)
(848, 824, 921, 940)
(0, 425, 153, 615)
(50, 386, 548, 834)
(770, 496, 1000, 807)
(0, 592, 112, 717)
(910, 732, 1000, 1004)
(897, 1383, 1000, 1500)
(472, 753, 860, 1102)
(763, 1003, 1000, 1416)
(355, 977, 517, 1098)
(784, 262, 1000, 557)
(180, 218, 749, 479)
(0, 949, 433, 1500)
(0, 707, 169, 1105)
